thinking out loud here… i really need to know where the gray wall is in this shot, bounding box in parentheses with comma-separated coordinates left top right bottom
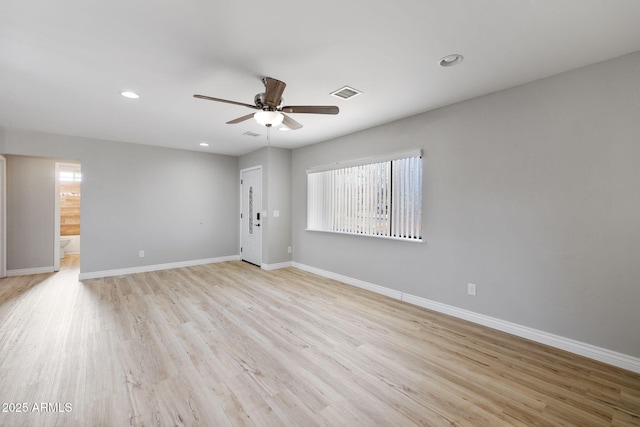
(291, 51, 640, 358)
(239, 146, 292, 265)
(6, 156, 56, 270)
(266, 147, 292, 264)
(0, 128, 239, 275)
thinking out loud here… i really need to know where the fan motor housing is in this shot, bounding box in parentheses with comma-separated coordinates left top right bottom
(254, 93, 282, 110)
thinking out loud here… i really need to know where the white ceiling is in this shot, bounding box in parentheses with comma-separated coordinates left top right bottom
(2, 1, 640, 156)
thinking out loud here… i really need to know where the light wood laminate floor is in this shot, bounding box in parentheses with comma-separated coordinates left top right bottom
(1, 256, 639, 426)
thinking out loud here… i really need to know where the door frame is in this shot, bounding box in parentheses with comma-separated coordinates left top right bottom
(0, 155, 6, 278)
(54, 162, 81, 271)
(239, 166, 263, 267)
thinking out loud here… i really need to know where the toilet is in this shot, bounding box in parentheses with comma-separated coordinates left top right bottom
(60, 238, 71, 258)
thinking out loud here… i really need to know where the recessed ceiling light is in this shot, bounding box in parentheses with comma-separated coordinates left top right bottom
(278, 126, 290, 132)
(120, 91, 139, 99)
(439, 54, 464, 67)
(199, 142, 209, 147)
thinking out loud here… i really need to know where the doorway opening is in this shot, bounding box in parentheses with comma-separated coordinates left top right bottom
(55, 162, 81, 271)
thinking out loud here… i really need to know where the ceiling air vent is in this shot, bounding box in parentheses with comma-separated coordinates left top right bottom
(243, 131, 261, 137)
(330, 86, 362, 100)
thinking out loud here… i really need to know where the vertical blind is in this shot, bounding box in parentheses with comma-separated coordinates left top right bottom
(307, 151, 422, 241)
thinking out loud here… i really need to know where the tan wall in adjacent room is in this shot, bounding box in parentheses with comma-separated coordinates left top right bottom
(60, 181, 80, 236)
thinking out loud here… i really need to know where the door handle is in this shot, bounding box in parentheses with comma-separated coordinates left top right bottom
(255, 223, 260, 227)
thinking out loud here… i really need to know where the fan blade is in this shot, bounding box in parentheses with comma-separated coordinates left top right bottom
(281, 113, 303, 130)
(194, 94, 258, 110)
(263, 77, 286, 108)
(281, 105, 339, 115)
(226, 113, 255, 124)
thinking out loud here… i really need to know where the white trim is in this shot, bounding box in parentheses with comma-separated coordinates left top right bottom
(292, 262, 403, 300)
(261, 261, 293, 271)
(78, 255, 240, 280)
(291, 262, 640, 374)
(240, 165, 263, 173)
(54, 163, 61, 270)
(8, 266, 55, 276)
(305, 228, 425, 243)
(306, 149, 423, 174)
(0, 155, 6, 278)
(400, 294, 640, 374)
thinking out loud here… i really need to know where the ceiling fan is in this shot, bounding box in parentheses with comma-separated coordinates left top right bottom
(194, 77, 339, 130)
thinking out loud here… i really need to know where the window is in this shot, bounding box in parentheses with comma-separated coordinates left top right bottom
(249, 186, 254, 235)
(307, 150, 422, 241)
(60, 171, 82, 182)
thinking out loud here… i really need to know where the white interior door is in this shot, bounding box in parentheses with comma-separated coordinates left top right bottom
(241, 167, 262, 266)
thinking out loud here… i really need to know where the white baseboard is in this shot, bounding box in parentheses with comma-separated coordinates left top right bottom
(7, 266, 55, 276)
(79, 255, 240, 280)
(261, 261, 293, 271)
(291, 262, 640, 374)
(292, 262, 403, 300)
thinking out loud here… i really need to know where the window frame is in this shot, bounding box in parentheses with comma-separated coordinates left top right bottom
(306, 150, 424, 242)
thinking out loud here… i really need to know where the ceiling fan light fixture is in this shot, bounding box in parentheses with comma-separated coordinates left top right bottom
(195, 77, 338, 131)
(254, 110, 284, 127)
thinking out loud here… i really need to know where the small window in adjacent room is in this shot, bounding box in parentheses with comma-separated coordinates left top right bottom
(60, 171, 82, 182)
(307, 150, 423, 241)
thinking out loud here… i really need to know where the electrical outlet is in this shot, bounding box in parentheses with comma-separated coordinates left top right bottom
(287, 246, 292, 253)
(467, 283, 477, 296)
(139, 250, 145, 258)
